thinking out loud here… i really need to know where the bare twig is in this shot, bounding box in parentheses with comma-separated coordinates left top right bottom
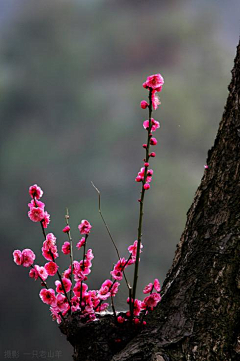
(91, 182, 131, 290)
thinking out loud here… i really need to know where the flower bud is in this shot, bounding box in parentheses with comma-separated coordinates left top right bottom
(62, 225, 70, 233)
(150, 137, 157, 146)
(140, 100, 149, 109)
(144, 183, 150, 190)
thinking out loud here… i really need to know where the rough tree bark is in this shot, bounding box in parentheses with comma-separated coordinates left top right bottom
(60, 40, 240, 361)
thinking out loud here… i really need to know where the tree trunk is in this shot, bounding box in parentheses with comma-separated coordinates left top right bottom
(60, 40, 240, 361)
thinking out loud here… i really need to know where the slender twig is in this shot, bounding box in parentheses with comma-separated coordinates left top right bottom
(80, 234, 88, 310)
(131, 88, 153, 317)
(111, 294, 118, 323)
(65, 208, 74, 301)
(91, 182, 131, 290)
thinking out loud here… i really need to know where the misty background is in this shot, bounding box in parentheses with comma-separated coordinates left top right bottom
(1, 0, 239, 360)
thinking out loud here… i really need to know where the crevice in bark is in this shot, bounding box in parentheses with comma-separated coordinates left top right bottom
(60, 40, 240, 361)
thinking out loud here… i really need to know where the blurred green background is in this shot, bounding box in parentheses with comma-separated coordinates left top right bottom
(1, 0, 239, 359)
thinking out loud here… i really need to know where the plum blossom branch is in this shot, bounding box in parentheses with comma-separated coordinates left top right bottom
(63, 208, 74, 301)
(13, 73, 164, 327)
(131, 74, 164, 316)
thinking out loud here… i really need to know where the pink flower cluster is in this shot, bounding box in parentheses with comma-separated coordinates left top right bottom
(42, 233, 59, 261)
(28, 184, 50, 228)
(140, 74, 164, 110)
(116, 278, 161, 324)
(13, 74, 164, 327)
(13, 186, 161, 323)
(110, 240, 143, 281)
(13, 249, 35, 267)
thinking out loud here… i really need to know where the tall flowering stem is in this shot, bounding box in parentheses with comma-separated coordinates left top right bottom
(131, 73, 164, 316)
(80, 234, 88, 308)
(65, 208, 74, 300)
(132, 88, 153, 309)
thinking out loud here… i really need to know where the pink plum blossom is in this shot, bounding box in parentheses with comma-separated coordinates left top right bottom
(97, 279, 112, 300)
(45, 233, 56, 247)
(111, 282, 120, 297)
(115, 257, 129, 271)
(50, 306, 62, 324)
(96, 303, 109, 312)
(89, 290, 100, 309)
(55, 293, 69, 313)
(152, 90, 161, 110)
(13, 250, 23, 266)
(73, 281, 88, 297)
(86, 249, 94, 261)
(143, 292, 161, 310)
(150, 152, 156, 157)
(36, 265, 48, 281)
(78, 220, 92, 235)
(28, 207, 45, 222)
(45, 261, 58, 276)
(143, 283, 154, 294)
(29, 267, 38, 280)
(127, 298, 142, 316)
(42, 246, 58, 261)
(42, 233, 58, 261)
(143, 118, 160, 132)
(71, 296, 80, 312)
(144, 183, 150, 190)
(63, 268, 72, 279)
(145, 74, 164, 90)
(110, 257, 129, 281)
(28, 199, 45, 209)
(110, 269, 123, 281)
(55, 278, 72, 294)
(74, 272, 85, 283)
(29, 265, 48, 281)
(39, 288, 56, 305)
(42, 211, 50, 228)
(154, 278, 161, 292)
(21, 249, 36, 267)
(29, 184, 43, 200)
(76, 237, 86, 249)
(62, 241, 71, 255)
(79, 258, 92, 275)
(128, 240, 143, 259)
